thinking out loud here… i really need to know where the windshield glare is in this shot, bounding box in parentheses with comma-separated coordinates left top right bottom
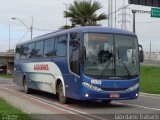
(84, 33, 139, 79)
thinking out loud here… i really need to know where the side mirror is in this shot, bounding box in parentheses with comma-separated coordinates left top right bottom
(139, 50, 144, 63)
(139, 44, 144, 63)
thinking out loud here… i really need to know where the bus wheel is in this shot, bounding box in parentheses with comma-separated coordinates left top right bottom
(102, 100, 112, 104)
(58, 82, 67, 104)
(23, 78, 30, 94)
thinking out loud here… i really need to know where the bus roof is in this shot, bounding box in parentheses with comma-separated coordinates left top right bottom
(16, 26, 136, 46)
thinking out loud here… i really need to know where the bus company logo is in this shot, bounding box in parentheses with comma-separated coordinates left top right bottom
(113, 83, 118, 88)
(34, 64, 49, 71)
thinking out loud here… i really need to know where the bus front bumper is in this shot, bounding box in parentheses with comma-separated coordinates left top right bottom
(78, 86, 139, 101)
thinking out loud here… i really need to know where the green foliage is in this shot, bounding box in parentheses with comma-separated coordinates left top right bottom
(0, 74, 13, 78)
(140, 65, 160, 94)
(60, 25, 73, 29)
(0, 98, 32, 120)
(64, 0, 107, 27)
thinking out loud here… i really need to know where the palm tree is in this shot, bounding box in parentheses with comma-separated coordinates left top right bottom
(64, 0, 107, 27)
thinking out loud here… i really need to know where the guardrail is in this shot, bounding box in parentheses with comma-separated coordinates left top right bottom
(0, 52, 14, 57)
(144, 53, 160, 61)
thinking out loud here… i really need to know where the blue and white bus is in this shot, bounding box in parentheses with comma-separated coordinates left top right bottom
(13, 26, 143, 103)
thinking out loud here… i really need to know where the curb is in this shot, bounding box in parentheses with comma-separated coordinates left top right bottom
(140, 92, 160, 97)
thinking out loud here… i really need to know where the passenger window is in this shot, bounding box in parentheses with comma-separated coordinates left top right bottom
(27, 43, 35, 59)
(20, 45, 28, 59)
(15, 46, 21, 60)
(55, 35, 67, 57)
(35, 41, 44, 57)
(44, 39, 54, 57)
(69, 33, 80, 75)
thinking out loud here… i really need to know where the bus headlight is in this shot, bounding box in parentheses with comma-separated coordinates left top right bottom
(82, 82, 102, 91)
(126, 83, 139, 92)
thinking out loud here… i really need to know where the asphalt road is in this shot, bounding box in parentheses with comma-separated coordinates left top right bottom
(0, 78, 160, 120)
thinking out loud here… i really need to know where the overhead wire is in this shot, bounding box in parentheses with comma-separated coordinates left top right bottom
(17, 29, 30, 43)
(101, 4, 131, 24)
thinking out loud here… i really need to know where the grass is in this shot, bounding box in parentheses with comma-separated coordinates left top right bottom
(0, 97, 32, 120)
(140, 65, 160, 94)
(0, 74, 13, 79)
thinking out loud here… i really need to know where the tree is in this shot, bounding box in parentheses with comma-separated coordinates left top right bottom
(64, 0, 107, 27)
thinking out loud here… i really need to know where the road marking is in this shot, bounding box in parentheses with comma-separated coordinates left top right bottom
(0, 84, 16, 87)
(0, 86, 107, 120)
(0, 86, 93, 120)
(113, 101, 160, 111)
(1, 83, 160, 117)
(140, 94, 160, 100)
(140, 92, 160, 97)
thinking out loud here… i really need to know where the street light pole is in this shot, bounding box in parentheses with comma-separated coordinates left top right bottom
(63, 3, 70, 26)
(132, 10, 136, 33)
(115, 0, 117, 28)
(9, 25, 10, 52)
(11, 17, 33, 40)
(30, 17, 33, 40)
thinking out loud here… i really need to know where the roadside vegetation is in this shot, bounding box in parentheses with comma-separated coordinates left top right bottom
(0, 97, 32, 120)
(62, 0, 107, 29)
(0, 74, 13, 79)
(140, 65, 160, 94)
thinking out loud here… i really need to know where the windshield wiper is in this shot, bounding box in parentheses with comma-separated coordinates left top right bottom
(117, 58, 132, 79)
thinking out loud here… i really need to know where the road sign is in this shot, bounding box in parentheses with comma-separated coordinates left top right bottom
(151, 8, 160, 18)
(129, 0, 160, 7)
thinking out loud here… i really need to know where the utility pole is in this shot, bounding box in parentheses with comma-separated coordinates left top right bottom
(149, 41, 151, 60)
(108, 0, 110, 27)
(132, 10, 136, 33)
(111, 0, 113, 28)
(150, 42, 152, 53)
(63, 3, 70, 26)
(9, 25, 10, 52)
(30, 17, 33, 40)
(108, 0, 113, 28)
(118, 0, 130, 30)
(115, 0, 117, 28)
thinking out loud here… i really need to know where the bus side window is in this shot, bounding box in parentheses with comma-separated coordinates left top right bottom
(20, 45, 28, 60)
(15, 46, 21, 60)
(54, 35, 67, 57)
(35, 41, 44, 58)
(69, 33, 80, 75)
(44, 38, 54, 57)
(27, 43, 35, 59)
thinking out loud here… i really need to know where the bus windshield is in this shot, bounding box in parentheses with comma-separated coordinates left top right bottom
(84, 33, 139, 79)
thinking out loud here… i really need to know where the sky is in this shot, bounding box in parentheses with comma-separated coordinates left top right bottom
(0, 0, 160, 52)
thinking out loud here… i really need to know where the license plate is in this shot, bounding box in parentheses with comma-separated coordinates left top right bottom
(110, 93, 120, 98)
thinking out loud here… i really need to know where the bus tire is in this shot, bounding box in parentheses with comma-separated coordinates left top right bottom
(58, 82, 67, 104)
(23, 78, 30, 94)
